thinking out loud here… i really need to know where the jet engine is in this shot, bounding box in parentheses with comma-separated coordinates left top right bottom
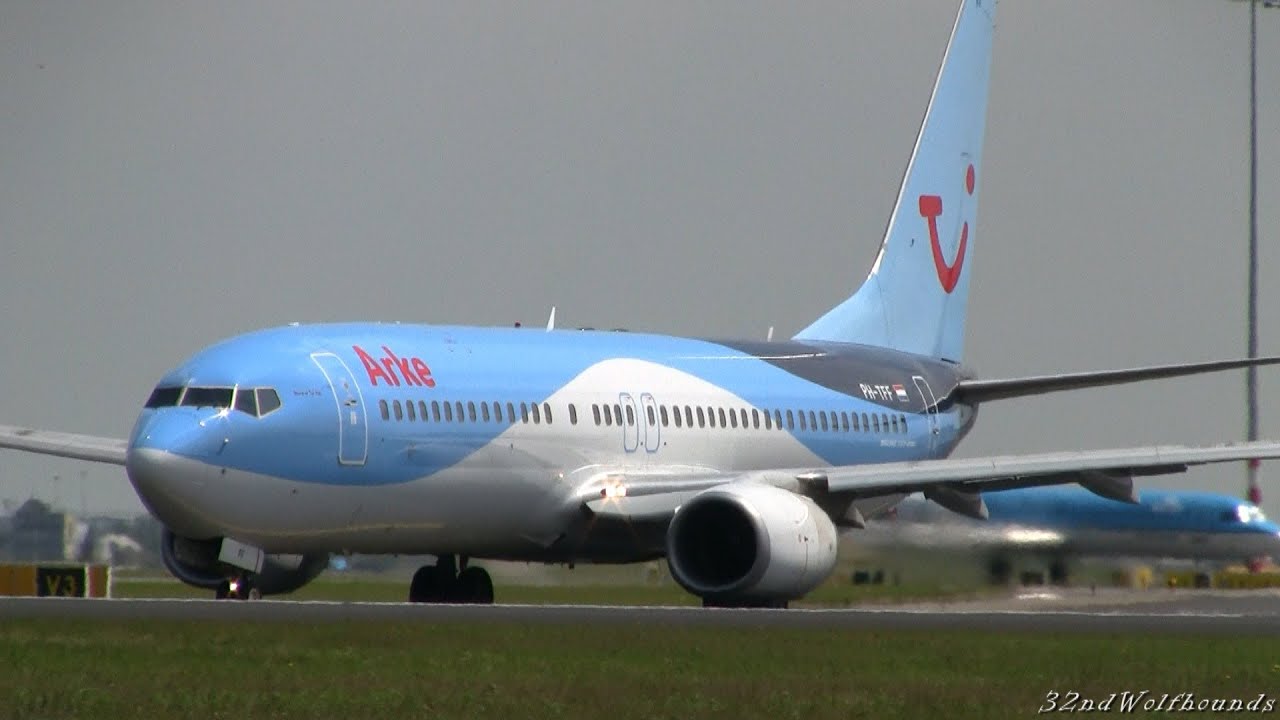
(666, 483, 838, 605)
(160, 528, 328, 595)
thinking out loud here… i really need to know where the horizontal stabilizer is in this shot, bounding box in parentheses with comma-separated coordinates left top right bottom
(954, 356, 1280, 405)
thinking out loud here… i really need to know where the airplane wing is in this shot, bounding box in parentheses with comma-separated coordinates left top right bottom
(0, 424, 127, 466)
(585, 441, 1280, 523)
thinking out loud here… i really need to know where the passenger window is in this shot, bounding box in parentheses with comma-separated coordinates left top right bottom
(145, 386, 184, 408)
(881, 414, 889, 432)
(696, 407, 706, 428)
(899, 414, 907, 433)
(717, 408, 727, 428)
(808, 411, 818, 430)
(443, 402, 454, 422)
(829, 411, 838, 431)
(544, 403, 553, 424)
(785, 410, 794, 430)
(762, 409, 772, 430)
(593, 404, 602, 426)
(752, 409, 760, 429)
(615, 404, 624, 426)
(861, 413, 869, 432)
(729, 409, 738, 429)
(852, 413, 860, 431)
(235, 388, 258, 416)
(604, 404, 614, 426)
(672, 406, 682, 428)
(393, 400, 404, 421)
(872, 414, 880, 433)
(481, 402, 491, 422)
(773, 410, 783, 430)
(891, 415, 898, 433)
(453, 402, 463, 423)
(419, 401, 429, 421)
(625, 405, 635, 426)
(531, 403, 541, 424)
(507, 402, 516, 424)
(256, 389, 282, 416)
(521, 402, 530, 424)
(840, 412, 849, 432)
(819, 412, 828, 432)
(685, 406, 694, 428)
(647, 405, 656, 426)
(406, 400, 416, 421)
(798, 411, 807, 431)
(432, 401, 442, 422)
(706, 407, 716, 428)
(659, 405, 668, 427)
(569, 404, 578, 425)
(468, 401, 477, 422)
(494, 402, 504, 423)
(379, 399, 390, 421)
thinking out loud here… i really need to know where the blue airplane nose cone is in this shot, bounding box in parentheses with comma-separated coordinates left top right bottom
(126, 409, 228, 538)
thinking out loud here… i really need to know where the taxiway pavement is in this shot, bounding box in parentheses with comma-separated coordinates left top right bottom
(2, 589, 1278, 634)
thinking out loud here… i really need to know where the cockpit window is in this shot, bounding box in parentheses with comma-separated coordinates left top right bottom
(147, 384, 280, 417)
(234, 387, 258, 416)
(180, 387, 233, 409)
(145, 386, 183, 408)
(256, 388, 282, 416)
(1222, 505, 1269, 524)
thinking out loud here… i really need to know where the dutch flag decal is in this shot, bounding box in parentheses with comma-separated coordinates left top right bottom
(893, 384, 909, 403)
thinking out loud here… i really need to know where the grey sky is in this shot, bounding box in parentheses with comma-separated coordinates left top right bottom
(1, 1, 1277, 517)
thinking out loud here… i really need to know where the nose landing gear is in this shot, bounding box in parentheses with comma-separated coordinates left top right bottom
(408, 555, 494, 604)
(214, 573, 261, 600)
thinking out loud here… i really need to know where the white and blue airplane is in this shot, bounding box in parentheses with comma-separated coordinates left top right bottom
(3, 0, 1280, 607)
(862, 487, 1280, 584)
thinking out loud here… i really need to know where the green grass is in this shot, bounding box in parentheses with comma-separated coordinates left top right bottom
(0, 619, 1276, 720)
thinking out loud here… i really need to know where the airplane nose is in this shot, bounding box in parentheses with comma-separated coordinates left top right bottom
(125, 410, 225, 538)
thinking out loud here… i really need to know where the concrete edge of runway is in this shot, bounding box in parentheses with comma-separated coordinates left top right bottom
(2, 594, 1279, 634)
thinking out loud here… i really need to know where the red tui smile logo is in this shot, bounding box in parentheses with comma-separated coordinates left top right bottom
(918, 164, 975, 294)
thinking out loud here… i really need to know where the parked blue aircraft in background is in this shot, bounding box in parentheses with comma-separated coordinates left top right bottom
(3, 0, 1280, 607)
(866, 486, 1280, 583)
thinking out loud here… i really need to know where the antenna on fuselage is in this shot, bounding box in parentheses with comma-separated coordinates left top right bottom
(546, 306, 557, 331)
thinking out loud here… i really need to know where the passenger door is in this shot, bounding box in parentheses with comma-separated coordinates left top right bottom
(312, 353, 368, 465)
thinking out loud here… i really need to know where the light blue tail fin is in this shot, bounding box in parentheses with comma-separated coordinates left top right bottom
(794, 0, 995, 362)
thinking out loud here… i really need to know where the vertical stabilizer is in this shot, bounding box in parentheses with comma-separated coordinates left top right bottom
(795, 0, 995, 362)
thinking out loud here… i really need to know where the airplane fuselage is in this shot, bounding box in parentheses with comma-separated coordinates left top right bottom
(125, 323, 976, 562)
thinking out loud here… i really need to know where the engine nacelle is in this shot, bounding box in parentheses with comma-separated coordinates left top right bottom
(666, 483, 838, 603)
(161, 528, 328, 595)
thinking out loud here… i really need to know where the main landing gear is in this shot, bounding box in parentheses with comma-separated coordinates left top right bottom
(408, 554, 494, 604)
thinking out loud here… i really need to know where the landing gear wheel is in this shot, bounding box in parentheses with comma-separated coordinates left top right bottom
(409, 566, 446, 603)
(409, 555, 460, 603)
(455, 566, 494, 604)
(1048, 559, 1069, 586)
(215, 580, 232, 600)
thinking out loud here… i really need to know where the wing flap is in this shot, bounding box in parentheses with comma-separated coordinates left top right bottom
(0, 424, 128, 466)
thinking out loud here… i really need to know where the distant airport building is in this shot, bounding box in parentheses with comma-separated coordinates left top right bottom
(0, 498, 76, 562)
